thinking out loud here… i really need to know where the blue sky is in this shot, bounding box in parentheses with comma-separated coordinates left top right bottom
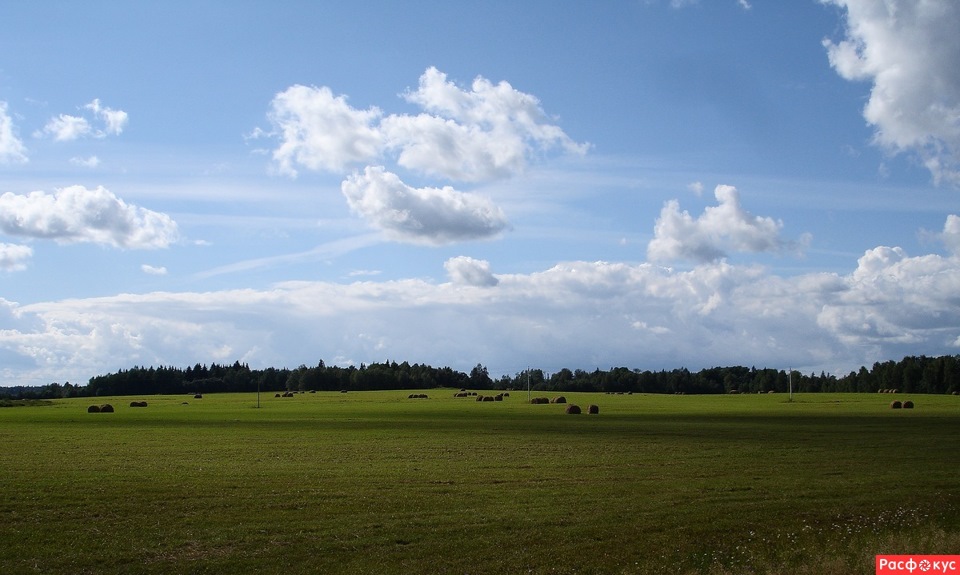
(1, 0, 959, 386)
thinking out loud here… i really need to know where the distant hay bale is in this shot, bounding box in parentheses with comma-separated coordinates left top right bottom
(551, 396, 567, 404)
(476, 395, 485, 402)
(309, 390, 316, 393)
(274, 393, 281, 398)
(890, 400, 902, 409)
(494, 394, 503, 401)
(129, 401, 148, 408)
(588, 404, 599, 414)
(408, 394, 428, 399)
(891, 389, 899, 394)
(953, 391, 959, 396)
(99, 404, 114, 413)
(902, 400, 914, 409)
(482, 395, 495, 402)
(87, 405, 101, 413)
(193, 394, 203, 399)
(454, 392, 469, 398)
(530, 397, 549, 405)
(503, 392, 510, 397)
(565, 404, 582, 414)
(340, 390, 348, 393)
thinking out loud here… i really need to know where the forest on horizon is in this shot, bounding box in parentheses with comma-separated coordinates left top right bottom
(2, 354, 960, 400)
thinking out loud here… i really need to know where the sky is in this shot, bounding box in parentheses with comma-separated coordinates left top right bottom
(1, 0, 959, 387)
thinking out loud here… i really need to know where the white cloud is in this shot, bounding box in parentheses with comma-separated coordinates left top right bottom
(266, 84, 383, 176)
(36, 99, 129, 141)
(687, 181, 704, 196)
(0, 102, 28, 164)
(38, 114, 92, 141)
(444, 256, 499, 287)
(647, 184, 792, 263)
(0, 243, 32, 271)
(341, 166, 509, 244)
(738, 0, 752, 9)
(0, 185, 179, 249)
(261, 68, 586, 182)
(383, 67, 589, 182)
(942, 214, 960, 256)
(70, 155, 101, 168)
(822, 0, 960, 186)
(5, 224, 959, 386)
(85, 99, 128, 135)
(141, 264, 168, 276)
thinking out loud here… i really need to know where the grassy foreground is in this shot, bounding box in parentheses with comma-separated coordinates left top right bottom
(1, 391, 957, 575)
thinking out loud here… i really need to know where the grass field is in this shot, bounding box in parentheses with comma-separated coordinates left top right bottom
(1, 391, 957, 574)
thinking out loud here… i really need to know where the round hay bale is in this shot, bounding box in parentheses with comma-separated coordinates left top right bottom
(99, 404, 114, 413)
(274, 393, 281, 398)
(482, 395, 495, 402)
(193, 394, 203, 399)
(551, 396, 567, 404)
(476, 395, 485, 402)
(565, 404, 582, 414)
(503, 392, 510, 397)
(87, 404, 101, 413)
(494, 394, 503, 401)
(130, 401, 148, 407)
(890, 400, 902, 409)
(902, 400, 914, 409)
(588, 404, 599, 414)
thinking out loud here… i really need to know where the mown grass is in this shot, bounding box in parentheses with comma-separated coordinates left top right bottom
(0, 392, 957, 574)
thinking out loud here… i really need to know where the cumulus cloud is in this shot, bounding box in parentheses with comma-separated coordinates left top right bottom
(382, 67, 589, 182)
(262, 68, 586, 182)
(341, 166, 509, 244)
(647, 184, 793, 263)
(85, 99, 128, 135)
(0, 185, 179, 248)
(822, 0, 960, 185)
(0, 102, 28, 164)
(0, 243, 32, 271)
(70, 155, 101, 168)
(36, 99, 129, 141)
(943, 214, 960, 256)
(266, 85, 383, 176)
(141, 264, 168, 276)
(444, 256, 499, 287)
(258, 69, 584, 244)
(5, 220, 959, 386)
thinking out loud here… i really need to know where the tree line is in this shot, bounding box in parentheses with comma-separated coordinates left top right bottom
(2, 354, 959, 400)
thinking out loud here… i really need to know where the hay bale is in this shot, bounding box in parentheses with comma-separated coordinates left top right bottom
(588, 404, 599, 414)
(530, 397, 549, 404)
(482, 395, 495, 402)
(494, 394, 503, 401)
(565, 404, 582, 414)
(503, 392, 510, 397)
(193, 394, 203, 399)
(99, 404, 114, 413)
(890, 400, 902, 409)
(274, 393, 281, 398)
(129, 401, 148, 408)
(87, 405, 101, 413)
(902, 400, 914, 409)
(551, 396, 567, 404)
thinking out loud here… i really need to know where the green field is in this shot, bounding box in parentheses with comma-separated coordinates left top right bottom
(1, 391, 957, 574)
